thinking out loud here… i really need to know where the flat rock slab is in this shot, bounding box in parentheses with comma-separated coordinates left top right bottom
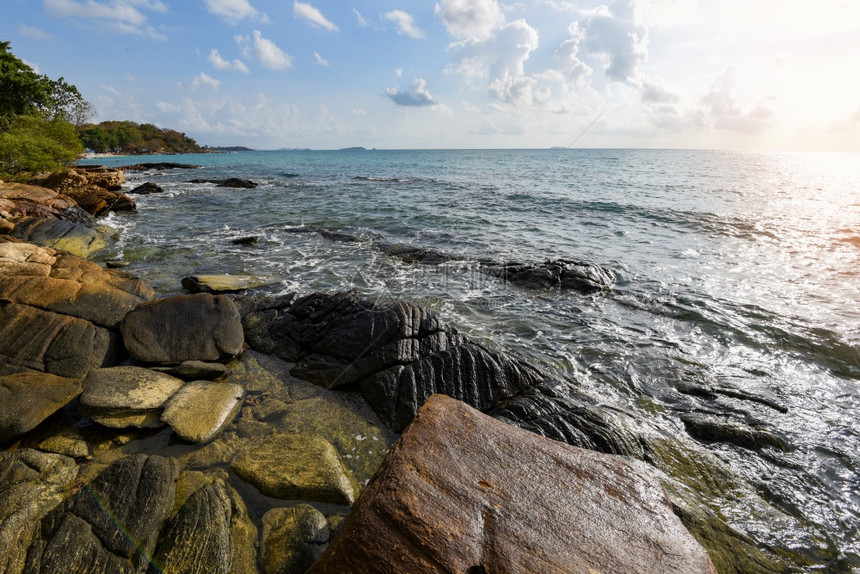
(152, 360, 227, 380)
(161, 381, 244, 443)
(10, 217, 108, 258)
(230, 433, 358, 505)
(181, 274, 268, 294)
(308, 394, 716, 574)
(121, 293, 244, 364)
(82, 366, 184, 411)
(0, 372, 83, 442)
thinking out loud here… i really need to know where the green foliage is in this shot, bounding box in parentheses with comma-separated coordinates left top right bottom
(0, 41, 88, 126)
(0, 115, 84, 180)
(78, 121, 204, 154)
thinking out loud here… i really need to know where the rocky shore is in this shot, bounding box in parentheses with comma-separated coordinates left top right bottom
(0, 167, 804, 573)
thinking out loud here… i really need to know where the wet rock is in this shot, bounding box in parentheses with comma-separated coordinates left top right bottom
(161, 381, 244, 443)
(240, 291, 544, 431)
(121, 162, 201, 171)
(681, 413, 789, 451)
(0, 240, 153, 328)
(231, 235, 259, 246)
(481, 258, 615, 293)
(189, 178, 257, 188)
(181, 274, 267, 294)
(261, 504, 329, 574)
(120, 293, 244, 364)
(36, 429, 91, 458)
(149, 480, 234, 574)
(0, 449, 77, 574)
(80, 366, 184, 429)
(10, 217, 108, 258)
(225, 481, 259, 574)
(230, 433, 358, 505)
(151, 360, 227, 380)
(127, 182, 163, 194)
(0, 301, 114, 378)
(30, 454, 179, 573)
(0, 371, 83, 442)
(377, 242, 457, 264)
(309, 394, 716, 574)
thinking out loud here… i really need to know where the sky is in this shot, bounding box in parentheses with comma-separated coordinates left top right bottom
(3, 0, 860, 151)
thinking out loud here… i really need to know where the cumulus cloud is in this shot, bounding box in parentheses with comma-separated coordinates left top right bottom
(386, 78, 438, 107)
(43, 0, 167, 38)
(578, 0, 648, 83)
(435, 0, 505, 40)
(237, 31, 292, 70)
(209, 49, 249, 73)
(191, 72, 221, 90)
(19, 24, 52, 39)
(700, 68, 773, 133)
(314, 52, 330, 66)
(384, 10, 425, 39)
(294, 2, 339, 32)
(204, 0, 267, 24)
(553, 22, 591, 83)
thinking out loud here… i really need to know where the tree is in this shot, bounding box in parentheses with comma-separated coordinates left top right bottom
(0, 115, 83, 179)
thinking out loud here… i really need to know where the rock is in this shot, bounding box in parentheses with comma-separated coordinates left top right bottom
(127, 182, 163, 194)
(189, 178, 257, 188)
(0, 181, 80, 220)
(149, 480, 234, 574)
(36, 429, 91, 458)
(0, 449, 77, 574)
(151, 360, 227, 380)
(79, 366, 184, 429)
(10, 217, 108, 258)
(181, 274, 268, 294)
(0, 241, 154, 328)
(239, 291, 544, 431)
(231, 235, 259, 246)
(230, 433, 358, 505)
(0, 301, 114, 378)
(481, 258, 615, 293)
(89, 411, 165, 429)
(0, 219, 13, 234)
(30, 169, 134, 216)
(308, 395, 716, 574)
(121, 162, 201, 171)
(161, 381, 244, 443)
(30, 454, 179, 573)
(0, 372, 83, 442)
(681, 413, 789, 451)
(377, 242, 458, 264)
(261, 504, 329, 574)
(61, 187, 136, 216)
(225, 481, 259, 574)
(120, 293, 244, 364)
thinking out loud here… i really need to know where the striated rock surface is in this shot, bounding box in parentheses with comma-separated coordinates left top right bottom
(261, 504, 329, 574)
(10, 217, 108, 258)
(0, 182, 80, 221)
(0, 449, 77, 574)
(481, 258, 616, 293)
(0, 372, 83, 442)
(309, 394, 716, 574)
(30, 168, 134, 216)
(0, 301, 114, 378)
(230, 433, 358, 505)
(121, 293, 244, 364)
(0, 240, 154, 328)
(149, 480, 234, 574)
(239, 291, 544, 431)
(161, 381, 244, 443)
(151, 360, 227, 380)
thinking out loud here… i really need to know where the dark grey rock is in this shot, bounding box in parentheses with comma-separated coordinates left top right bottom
(681, 413, 789, 451)
(189, 178, 257, 189)
(261, 504, 329, 574)
(127, 182, 163, 195)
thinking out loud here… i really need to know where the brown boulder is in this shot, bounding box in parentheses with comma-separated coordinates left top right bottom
(30, 169, 133, 216)
(121, 293, 244, 364)
(0, 372, 83, 442)
(308, 394, 716, 574)
(0, 182, 79, 220)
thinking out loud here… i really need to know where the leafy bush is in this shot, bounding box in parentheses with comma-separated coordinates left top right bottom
(0, 115, 84, 180)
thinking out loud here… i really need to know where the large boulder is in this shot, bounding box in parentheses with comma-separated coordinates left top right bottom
(0, 372, 83, 442)
(10, 217, 109, 258)
(0, 450, 77, 574)
(0, 182, 80, 220)
(308, 394, 716, 574)
(27, 454, 179, 573)
(0, 240, 154, 328)
(121, 293, 244, 364)
(0, 301, 115, 378)
(30, 168, 134, 216)
(261, 505, 329, 574)
(80, 366, 184, 429)
(239, 291, 544, 431)
(161, 380, 244, 443)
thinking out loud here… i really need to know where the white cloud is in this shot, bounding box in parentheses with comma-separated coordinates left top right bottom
(578, 0, 648, 83)
(191, 72, 221, 90)
(238, 30, 292, 70)
(386, 78, 438, 107)
(156, 101, 181, 113)
(699, 68, 773, 133)
(435, 0, 505, 41)
(43, 0, 167, 38)
(314, 52, 330, 66)
(640, 78, 678, 105)
(209, 49, 249, 73)
(384, 10, 425, 39)
(395, 68, 403, 78)
(204, 0, 267, 24)
(353, 9, 369, 27)
(19, 24, 52, 39)
(553, 22, 591, 84)
(293, 1, 338, 32)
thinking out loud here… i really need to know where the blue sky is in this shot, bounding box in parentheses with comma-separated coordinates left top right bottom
(4, 0, 859, 151)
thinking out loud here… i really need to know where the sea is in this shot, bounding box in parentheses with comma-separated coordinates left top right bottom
(80, 148, 860, 571)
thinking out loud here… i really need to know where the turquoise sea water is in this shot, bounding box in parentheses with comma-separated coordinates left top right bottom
(82, 148, 860, 569)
